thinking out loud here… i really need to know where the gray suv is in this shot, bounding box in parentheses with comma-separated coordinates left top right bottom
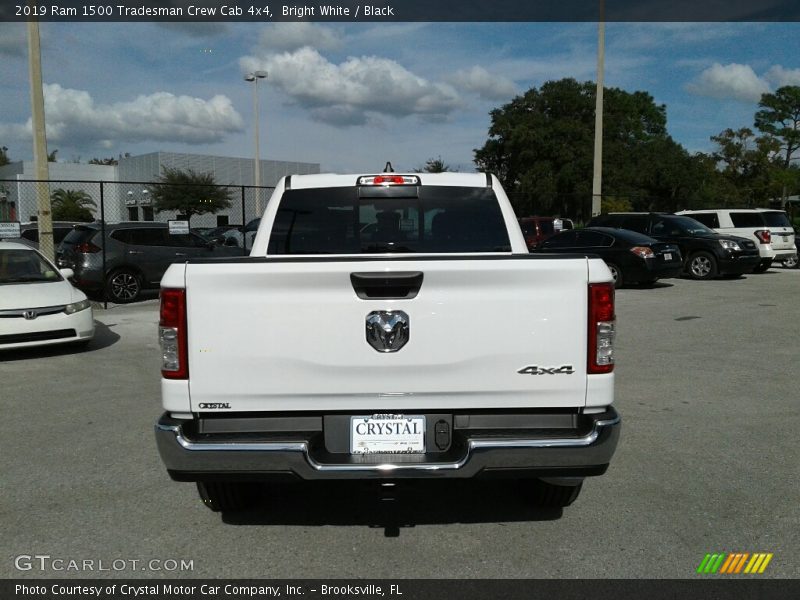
(57, 222, 242, 303)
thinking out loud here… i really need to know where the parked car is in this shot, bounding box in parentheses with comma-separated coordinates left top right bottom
(587, 212, 760, 280)
(56, 222, 241, 303)
(199, 225, 248, 248)
(674, 208, 795, 273)
(532, 227, 682, 287)
(518, 216, 574, 250)
(0, 241, 94, 350)
(12, 221, 85, 250)
(756, 209, 797, 267)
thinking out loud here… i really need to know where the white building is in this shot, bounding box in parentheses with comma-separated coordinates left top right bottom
(0, 151, 320, 226)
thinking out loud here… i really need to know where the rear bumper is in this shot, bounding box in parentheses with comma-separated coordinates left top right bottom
(155, 408, 621, 481)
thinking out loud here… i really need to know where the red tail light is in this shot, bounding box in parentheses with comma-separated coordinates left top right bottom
(755, 230, 771, 244)
(588, 283, 615, 374)
(629, 246, 655, 259)
(75, 241, 102, 253)
(159, 288, 188, 379)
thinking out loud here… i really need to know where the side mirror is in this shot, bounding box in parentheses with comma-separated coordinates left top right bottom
(59, 268, 74, 279)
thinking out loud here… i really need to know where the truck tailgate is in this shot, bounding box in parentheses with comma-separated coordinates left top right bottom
(184, 257, 590, 412)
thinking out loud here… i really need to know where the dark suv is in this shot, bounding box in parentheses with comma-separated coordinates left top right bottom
(587, 213, 760, 279)
(57, 222, 241, 302)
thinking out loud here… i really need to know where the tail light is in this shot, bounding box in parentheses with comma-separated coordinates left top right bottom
(588, 283, 615, 374)
(755, 230, 771, 244)
(629, 246, 655, 259)
(159, 288, 188, 379)
(75, 241, 102, 253)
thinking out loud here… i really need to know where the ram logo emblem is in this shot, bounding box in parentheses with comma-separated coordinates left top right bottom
(366, 311, 409, 353)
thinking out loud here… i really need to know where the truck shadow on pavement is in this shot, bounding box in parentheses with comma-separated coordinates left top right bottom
(1, 320, 120, 362)
(221, 479, 563, 535)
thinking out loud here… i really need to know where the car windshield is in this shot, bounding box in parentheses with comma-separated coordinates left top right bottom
(0, 249, 63, 284)
(670, 216, 716, 235)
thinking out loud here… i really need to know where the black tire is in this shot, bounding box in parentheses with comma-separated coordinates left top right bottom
(782, 255, 799, 269)
(751, 261, 771, 274)
(105, 268, 141, 303)
(196, 481, 259, 512)
(687, 251, 718, 280)
(522, 479, 583, 508)
(606, 263, 624, 288)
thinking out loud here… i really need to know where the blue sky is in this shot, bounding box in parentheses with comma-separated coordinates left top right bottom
(1, 21, 799, 174)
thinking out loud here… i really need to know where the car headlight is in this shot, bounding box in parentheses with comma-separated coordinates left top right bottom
(64, 299, 91, 314)
(719, 240, 741, 251)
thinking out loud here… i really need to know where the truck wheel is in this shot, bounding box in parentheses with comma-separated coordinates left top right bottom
(196, 482, 258, 512)
(105, 268, 141, 303)
(687, 252, 718, 280)
(523, 479, 583, 508)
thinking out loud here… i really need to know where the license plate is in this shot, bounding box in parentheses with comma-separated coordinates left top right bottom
(351, 415, 425, 455)
(663, 252, 672, 261)
(784, 236, 789, 243)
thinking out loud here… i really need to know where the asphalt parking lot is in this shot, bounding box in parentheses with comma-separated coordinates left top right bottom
(2, 269, 799, 579)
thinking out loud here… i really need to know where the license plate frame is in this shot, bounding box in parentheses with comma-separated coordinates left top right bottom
(350, 414, 426, 455)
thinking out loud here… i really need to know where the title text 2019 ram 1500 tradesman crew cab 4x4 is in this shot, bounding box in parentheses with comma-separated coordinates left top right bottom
(155, 172, 621, 512)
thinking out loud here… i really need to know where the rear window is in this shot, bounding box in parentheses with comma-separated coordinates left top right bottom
(760, 211, 791, 227)
(267, 186, 511, 254)
(730, 212, 765, 228)
(62, 226, 97, 246)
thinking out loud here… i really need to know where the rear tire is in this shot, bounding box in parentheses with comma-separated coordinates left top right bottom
(781, 256, 798, 269)
(196, 482, 259, 512)
(687, 252, 718, 280)
(522, 479, 583, 508)
(105, 268, 141, 303)
(751, 261, 771, 274)
(606, 263, 623, 288)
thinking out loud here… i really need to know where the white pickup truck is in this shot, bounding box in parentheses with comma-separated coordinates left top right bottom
(155, 170, 621, 512)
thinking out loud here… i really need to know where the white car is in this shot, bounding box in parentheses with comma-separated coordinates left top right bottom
(0, 241, 95, 350)
(675, 208, 780, 273)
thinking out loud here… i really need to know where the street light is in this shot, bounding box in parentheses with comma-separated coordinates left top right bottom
(244, 70, 267, 217)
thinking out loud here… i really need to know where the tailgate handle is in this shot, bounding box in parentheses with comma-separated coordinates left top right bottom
(350, 272, 424, 299)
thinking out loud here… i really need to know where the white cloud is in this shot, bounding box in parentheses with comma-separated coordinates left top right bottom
(240, 48, 463, 126)
(765, 65, 800, 88)
(257, 23, 342, 53)
(685, 63, 770, 103)
(0, 84, 244, 146)
(449, 66, 517, 101)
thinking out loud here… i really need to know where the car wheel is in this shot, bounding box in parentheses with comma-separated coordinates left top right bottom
(606, 263, 623, 288)
(196, 482, 259, 512)
(781, 256, 798, 269)
(522, 479, 583, 508)
(687, 252, 718, 280)
(751, 261, 771, 274)
(105, 269, 141, 303)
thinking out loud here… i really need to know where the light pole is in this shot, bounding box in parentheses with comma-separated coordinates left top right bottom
(244, 70, 267, 217)
(591, 1, 606, 218)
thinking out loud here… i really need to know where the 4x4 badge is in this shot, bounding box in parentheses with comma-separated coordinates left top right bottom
(518, 365, 575, 375)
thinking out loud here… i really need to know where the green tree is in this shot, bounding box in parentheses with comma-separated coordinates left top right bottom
(414, 156, 453, 173)
(474, 78, 696, 220)
(88, 157, 119, 165)
(50, 188, 96, 222)
(0, 146, 10, 167)
(147, 167, 232, 223)
(47, 149, 58, 162)
(754, 86, 800, 202)
(710, 128, 781, 206)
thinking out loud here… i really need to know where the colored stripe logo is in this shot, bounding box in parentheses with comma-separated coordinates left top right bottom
(696, 553, 773, 574)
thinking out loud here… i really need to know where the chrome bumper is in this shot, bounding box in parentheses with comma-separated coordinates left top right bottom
(155, 408, 621, 481)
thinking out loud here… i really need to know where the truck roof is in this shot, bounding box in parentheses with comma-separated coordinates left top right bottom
(285, 172, 492, 190)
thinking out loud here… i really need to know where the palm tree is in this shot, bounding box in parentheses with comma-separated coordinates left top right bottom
(50, 188, 97, 222)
